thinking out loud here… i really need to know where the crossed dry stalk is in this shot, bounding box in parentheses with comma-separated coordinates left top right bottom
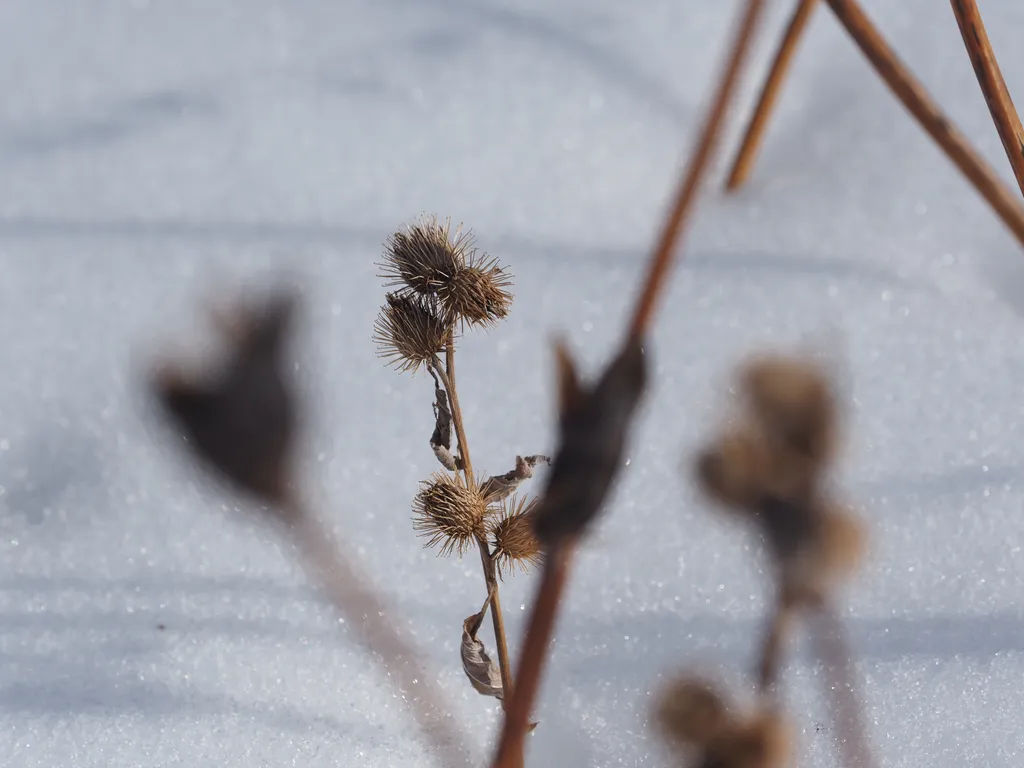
(727, 0, 1024, 243)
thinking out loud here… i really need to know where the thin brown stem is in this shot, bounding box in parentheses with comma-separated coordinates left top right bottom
(808, 603, 876, 768)
(284, 501, 470, 766)
(950, 0, 1024, 198)
(491, 540, 575, 768)
(726, 0, 818, 191)
(756, 599, 794, 693)
(476, 534, 515, 702)
(434, 343, 518, 754)
(628, 0, 766, 340)
(821, 0, 1024, 247)
(441, 339, 474, 484)
(489, 4, 766, 765)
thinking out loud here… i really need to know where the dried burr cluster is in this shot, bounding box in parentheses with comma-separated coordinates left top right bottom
(138, 2, 911, 763)
(653, 352, 871, 768)
(373, 216, 549, 715)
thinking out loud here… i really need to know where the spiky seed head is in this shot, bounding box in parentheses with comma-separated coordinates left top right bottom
(413, 472, 488, 557)
(441, 255, 513, 328)
(490, 495, 543, 577)
(739, 354, 837, 468)
(654, 677, 728, 748)
(373, 292, 450, 373)
(378, 216, 472, 296)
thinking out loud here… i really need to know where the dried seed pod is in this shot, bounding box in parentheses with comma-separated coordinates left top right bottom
(694, 426, 770, 511)
(479, 454, 550, 503)
(654, 676, 790, 768)
(655, 677, 729, 747)
(739, 354, 837, 468)
(378, 216, 470, 296)
(709, 710, 790, 768)
(152, 288, 299, 509)
(490, 495, 543, 577)
(412, 472, 488, 557)
(441, 255, 513, 328)
(779, 499, 866, 605)
(373, 292, 450, 374)
(532, 336, 648, 546)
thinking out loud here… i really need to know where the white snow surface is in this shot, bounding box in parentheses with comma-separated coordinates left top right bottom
(1, 0, 1024, 765)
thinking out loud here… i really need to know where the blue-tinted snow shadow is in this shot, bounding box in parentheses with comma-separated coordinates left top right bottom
(0, 639, 357, 739)
(0, 419, 107, 527)
(372, 0, 691, 124)
(0, 572, 370, 736)
(0, 216, 931, 293)
(0, 88, 220, 159)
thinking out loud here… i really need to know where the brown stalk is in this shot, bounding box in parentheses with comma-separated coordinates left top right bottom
(435, 341, 518, 723)
(286, 503, 470, 766)
(491, 541, 575, 768)
(756, 599, 795, 692)
(627, 0, 766, 341)
(949, 0, 1024, 198)
(808, 603, 877, 768)
(725, 0, 818, 191)
(492, 3, 767, 767)
(821, 0, 1024, 246)
(152, 289, 468, 767)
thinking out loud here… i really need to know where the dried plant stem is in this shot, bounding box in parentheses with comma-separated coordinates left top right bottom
(433, 343, 518, 720)
(491, 6, 767, 766)
(476, 536, 515, 698)
(949, 0, 1024, 198)
(725, 0, 818, 191)
(492, 540, 575, 768)
(282, 500, 469, 766)
(808, 603, 876, 768)
(628, 0, 766, 340)
(756, 600, 795, 692)
(821, 0, 1024, 247)
(438, 342, 474, 483)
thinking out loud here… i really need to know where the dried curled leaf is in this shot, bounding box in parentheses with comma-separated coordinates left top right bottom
(151, 287, 299, 509)
(532, 336, 648, 545)
(479, 454, 550, 503)
(461, 603, 503, 700)
(427, 366, 460, 471)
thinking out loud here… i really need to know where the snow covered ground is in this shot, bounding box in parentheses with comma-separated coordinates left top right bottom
(1, 0, 1024, 765)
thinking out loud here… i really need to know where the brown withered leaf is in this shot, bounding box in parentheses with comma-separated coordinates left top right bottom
(461, 603, 504, 700)
(427, 366, 460, 471)
(532, 336, 648, 545)
(479, 454, 550, 503)
(152, 287, 299, 509)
